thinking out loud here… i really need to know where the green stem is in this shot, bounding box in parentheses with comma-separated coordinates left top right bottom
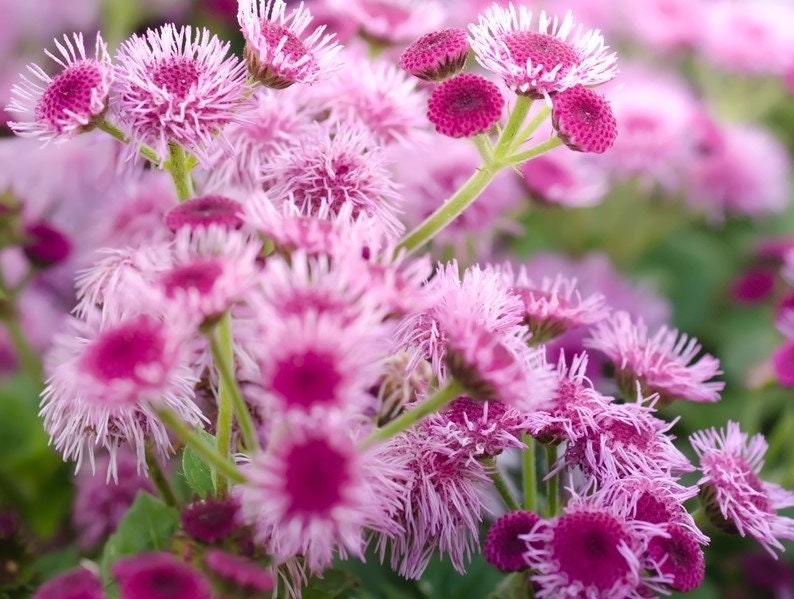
(145, 445, 178, 507)
(522, 434, 537, 512)
(494, 95, 532, 158)
(472, 133, 494, 162)
(484, 457, 520, 511)
(2, 316, 42, 381)
(395, 165, 498, 256)
(508, 106, 551, 154)
(157, 407, 245, 484)
(545, 445, 559, 517)
(363, 379, 464, 447)
(505, 136, 564, 167)
(209, 313, 260, 454)
(95, 119, 160, 164)
(165, 143, 194, 202)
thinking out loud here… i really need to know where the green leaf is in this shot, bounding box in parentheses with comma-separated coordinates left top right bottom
(100, 492, 179, 580)
(181, 430, 217, 498)
(302, 569, 363, 599)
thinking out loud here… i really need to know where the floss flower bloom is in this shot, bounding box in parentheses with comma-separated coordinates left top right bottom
(7, 32, 113, 143)
(484, 510, 541, 572)
(427, 73, 504, 138)
(113, 24, 248, 163)
(691, 421, 794, 555)
(111, 552, 212, 599)
(551, 84, 617, 154)
(32, 567, 105, 599)
(164, 195, 245, 232)
(469, 3, 618, 98)
(238, 0, 341, 88)
(399, 28, 470, 82)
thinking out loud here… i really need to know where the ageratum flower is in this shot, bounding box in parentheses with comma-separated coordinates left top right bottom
(399, 28, 470, 82)
(111, 552, 212, 599)
(427, 73, 504, 138)
(484, 510, 541, 572)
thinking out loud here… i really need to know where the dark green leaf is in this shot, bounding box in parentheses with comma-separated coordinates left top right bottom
(303, 569, 363, 599)
(181, 430, 217, 498)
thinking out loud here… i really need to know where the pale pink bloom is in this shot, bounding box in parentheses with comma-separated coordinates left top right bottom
(40, 311, 204, 480)
(113, 24, 248, 164)
(427, 73, 505, 138)
(7, 33, 112, 143)
(238, 0, 341, 88)
(621, 0, 706, 52)
(699, 0, 794, 76)
(263, 122, 404, 236)
(691, 421, 794, 555)
(521, 146, 610, 207)
(586, 311, 724, 403)
(524, 497, 670, 599)
(0, 0, 98, 48)
(165, 195, 245, 232)
(399, 28, 469, 82)
(498, 264, 609, 341)
(327, 0, 446, 44)
(683, 122, 791, 219)
(469, 4, 618, 98)
(236, 422, 406, 572)
(309, 53, 427, 145)
(375, 423, 490, 578)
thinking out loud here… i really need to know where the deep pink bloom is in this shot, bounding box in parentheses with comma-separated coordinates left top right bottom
(552, 84, 616, 154)
(731, 267, 776, 304)
(469, 4, 618, 98)
(181, 497, 239, 544)
(236, 423, 405, 572)
(772, 340, 794, 387)
(23, 221, 72, 267)
(647, 525, 705, 593)
(204, 550, 275, 594)
(7, 33, 112, 143)
(691, 421, 794, 554)
(165, 195, 244, 232)
(427, 73, 504, 138)
(400, 28, 470, 81)
(238, 0, 341, 88)
(33, 567, 105, 599)
(113, 24, 248, 164)
(521, 145, 610, 207)
(484, 510, 540, 572)
(586, 311, 724, 403)
(112, 552, 211, 599)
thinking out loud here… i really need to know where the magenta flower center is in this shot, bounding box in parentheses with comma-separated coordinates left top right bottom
(503, 32, 579, 76)
(151, 58, 201, 99)
(36, 61, 104, 129)
(259, 20, 309, 60)
(164, 195, 244, 231)
(81, 318, 166, 382)
(552, 511, 632, 591)
(284, 439, 351, 515)
(634, 492, 673, 524)
(605, 420, 653, 452)
(271, 350, 342, 408)
(160, 259, 224, 298)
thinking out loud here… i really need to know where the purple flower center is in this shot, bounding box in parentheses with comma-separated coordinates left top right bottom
(647, 526, 704, 592)
(271, 350, 342, 408)
(151, 58, 201, 99)
(259, 20, 309, 60)
(160, 259, 224, 298)
(80, 317, 166, 383)
(284, 439, 351, 515)
(36, 61, 104, 130)
(634, 492, 673, 525)
(503, 32, 579, 78)
(551, 511, 632, 591)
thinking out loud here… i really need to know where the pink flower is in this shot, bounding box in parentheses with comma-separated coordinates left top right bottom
(238, 0, 341, 88)
(521, 145, 610, 207)
(111, 552, 211, 599)
(33, 567, 105, 599)
(236, 422, 405, 572)
(204, 550, 275, 594)
(484, 510, 541, 572)
(647, 525, 705, 593)
(326, 0, 446, 44)
(399, 28, 470, 82)
(181, 497, 239, 544)
(586, 311, 724, 403)
(7, 33, 112, 143)
(113, 24, 248, 164)
(427, 73, 504, 138)
(551, 84, 617, 154)
(469, 4, 618, 98)
(621, 0, 706, 53)
(731, 267, 776, 305)
(165, 195, 245, 232)
(772, 340, 794, 387)
(691, 421, 794, 555)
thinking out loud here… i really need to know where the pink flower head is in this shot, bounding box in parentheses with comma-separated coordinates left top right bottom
(165, 195, 244, 232)
(113, 24, 248, 164)
(524, 499, 669, 599)
(111, 552, 211, 599)
(400, 28, 470, 81)
(499, 264, 609, 342)
(238, 0, 341, 88)
(772, 340, 794, 387)
(562, 394, 694, 481)
(327, 0, 446, 44)
(264, 122, 404, 236)
(7, 33, 112, 143)
(40, 312, 203, 480)
(375, 424, 490, 578)
(484, 510, 541, 572)
(33, 567, 105, 599)
(181, 497, 239, 544)
(204, 550, 275, 594)
(427, 73, 504, 138)
(586, 311, 724, 403)
(691, 421, 794, 554)
(521, 143, 610, 207)
(647, 525, 705, 593)
(236, 423, 405, 572)
(469, 4, 618, 98)
(731, 267, 776, 305)
(552, 84, 616, 154)
(22, 221, 72, 268)
(622, 0, 705, 53)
